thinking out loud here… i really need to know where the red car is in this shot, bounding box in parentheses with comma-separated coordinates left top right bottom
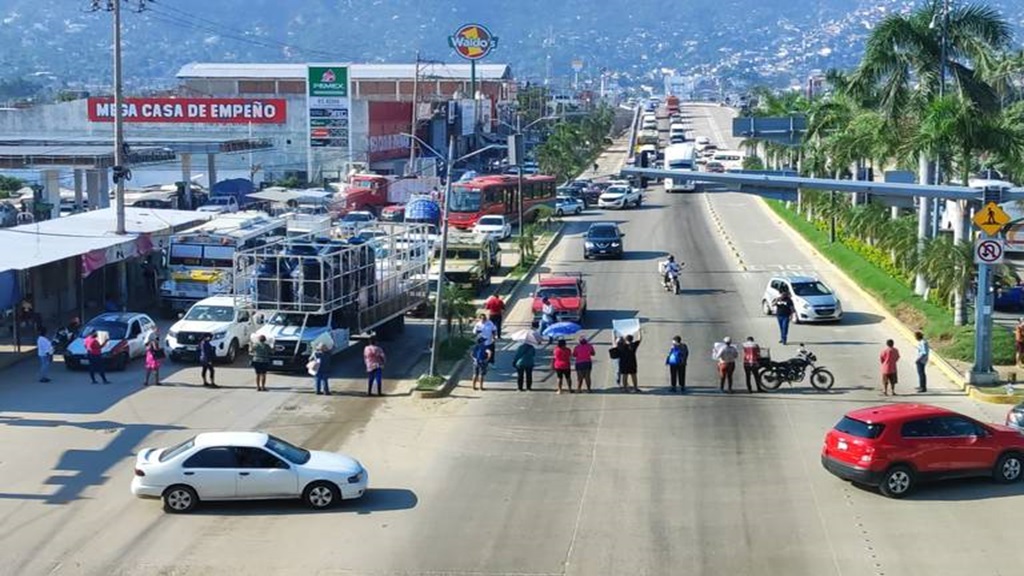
(822, 404, 1024, 498)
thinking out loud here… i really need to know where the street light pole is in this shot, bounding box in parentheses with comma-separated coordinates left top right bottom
(112, 0, 127, 235)
(516, 113, 525, 258)
(428, 136, 456, 377)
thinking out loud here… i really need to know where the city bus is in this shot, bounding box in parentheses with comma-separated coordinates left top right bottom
(447, 174, 558, 229)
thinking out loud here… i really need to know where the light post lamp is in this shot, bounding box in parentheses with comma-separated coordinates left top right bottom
(401, 132, 504, 377)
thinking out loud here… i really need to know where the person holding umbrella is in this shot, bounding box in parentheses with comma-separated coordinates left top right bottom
(539, 297, 557, 344)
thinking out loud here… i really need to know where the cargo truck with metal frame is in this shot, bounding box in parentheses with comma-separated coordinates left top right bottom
(234, 223, 431, 370)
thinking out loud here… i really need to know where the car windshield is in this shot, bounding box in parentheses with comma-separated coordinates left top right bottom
(448, 186, 481, 212)
(207, 197, 232, 205)
(159, 437, 195, 462)
(791, 282, 833, 297)
(834, 416, 885, 439)
(83, 321, 128, 339)
(446, 249, 481, 260)
(265, 435, 311, 465)
(266, 313, 330, 327)
(588, 227, 619, 239)
(605, 187, 628, 195)
(478, 217, 504, 227)
(537, 286, 579, 299)
(184, 305, 234, 322)
(343, 213, 372, 222)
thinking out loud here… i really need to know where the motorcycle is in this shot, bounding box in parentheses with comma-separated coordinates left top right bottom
(53, 322, 80, 354)
(758, 344, 834, 391)
(663, 270, 681, 294)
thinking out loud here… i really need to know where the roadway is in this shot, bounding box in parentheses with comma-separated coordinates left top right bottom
(1, 104, 1022, 576)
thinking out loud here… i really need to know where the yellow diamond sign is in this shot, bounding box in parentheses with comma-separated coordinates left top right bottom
(974, 202, 1011, 236)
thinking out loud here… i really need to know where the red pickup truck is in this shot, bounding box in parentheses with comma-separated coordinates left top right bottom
(532, 273, 587, 326)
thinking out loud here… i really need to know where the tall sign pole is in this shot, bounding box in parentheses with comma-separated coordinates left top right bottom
(307, 64, 351, 186)
(449, 23, 498, 147)
(970, 191, 1011, 384)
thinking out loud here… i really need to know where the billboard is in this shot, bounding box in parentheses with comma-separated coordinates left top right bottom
(368, 102, 412, 163)
(448, 23, 498, 61)
(307, 65, 351, 149)
(87, 97, 287, 124)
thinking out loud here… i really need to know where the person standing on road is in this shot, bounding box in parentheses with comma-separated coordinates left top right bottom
(713, 336, 739, 393)
(742, 336, 763, 393)
(84, 331, 109, 384)
(199, 334, 218, 388)
(618, 332, 643, 392)
(609, 336, 624, 387)
(665, 335, 688, 392)
(880, 339, 901, 396)
(1015, 318, 1024, 367)
(470, 337, 492, 391)
(309, 343, 331, 395)
(553, 339, 573, 394)
(772, 288, 796, 345)
(540, 297, 557, 344)
(914, 331, 929, 393)
(143, 328, 163, 386)
(251, 334, 271, 392)
(573, 336, 596, 393)
(513, 340, 536, 391)
(473, 314, 498, 365)
(364, 337, 386, 396)
(484, 293, 506, 339)
(36, 327, 53, 383)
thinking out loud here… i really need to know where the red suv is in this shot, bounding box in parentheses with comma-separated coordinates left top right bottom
(822, 404, 1024, 498)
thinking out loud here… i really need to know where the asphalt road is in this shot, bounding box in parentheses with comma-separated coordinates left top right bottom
(2, 105, 1023, 576)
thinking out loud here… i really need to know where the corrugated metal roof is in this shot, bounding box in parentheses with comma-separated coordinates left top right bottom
(0, 207, 212, 273)
(177, 62, 512, 81)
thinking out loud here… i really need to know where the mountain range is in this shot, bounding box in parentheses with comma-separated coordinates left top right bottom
(0, 0, 1022, 95)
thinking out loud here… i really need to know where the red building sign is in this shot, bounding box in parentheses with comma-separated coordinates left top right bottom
(368, 102, 413, 162)
(87, 97, 288, 124)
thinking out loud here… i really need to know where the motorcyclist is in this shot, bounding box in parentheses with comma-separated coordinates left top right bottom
(54, 316, 81, 352)
(663, 255, 682, 288)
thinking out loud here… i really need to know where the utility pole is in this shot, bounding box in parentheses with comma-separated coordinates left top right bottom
(112, 0, 126, 234)
(408, 51, 420, 175)
(428, 136, 456, 377)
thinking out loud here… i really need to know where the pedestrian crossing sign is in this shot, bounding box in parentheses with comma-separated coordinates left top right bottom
(974, 202, 1011, 236)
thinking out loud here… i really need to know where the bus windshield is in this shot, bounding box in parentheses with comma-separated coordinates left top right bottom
(448, 187, 482, 212)
(668, 160, 693, 169)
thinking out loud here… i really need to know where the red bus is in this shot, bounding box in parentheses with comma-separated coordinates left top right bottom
(447, 174, 558, 229)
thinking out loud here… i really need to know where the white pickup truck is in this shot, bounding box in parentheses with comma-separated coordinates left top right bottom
(597, 180, 642, 209)
(164, 296, 256, 363)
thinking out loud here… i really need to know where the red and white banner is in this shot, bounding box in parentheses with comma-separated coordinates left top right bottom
(87, 97, 288, 124)
(368, 102, 412, 162)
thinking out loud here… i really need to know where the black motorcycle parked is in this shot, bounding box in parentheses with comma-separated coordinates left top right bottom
(759, 344, 834, 392)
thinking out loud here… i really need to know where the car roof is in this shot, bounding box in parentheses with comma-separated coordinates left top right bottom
(844, 404, 956, 424)
(478, 215, 505, 221)
(88, 312, 147, 323)
(539, 277, 579, 286)
(194, 431, 270, 448)
(588, 222, 619, 231)
(773, 275, 820, 284)
(195, 296, 238, 307)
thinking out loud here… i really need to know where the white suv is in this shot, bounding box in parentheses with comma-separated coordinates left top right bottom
(165, 296, 256, 363)
(761, 276, 843, 323)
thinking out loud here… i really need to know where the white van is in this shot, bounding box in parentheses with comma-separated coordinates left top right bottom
(711, 150, 745, 171)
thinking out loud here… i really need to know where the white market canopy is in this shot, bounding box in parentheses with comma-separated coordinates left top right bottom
(0, 207, 212, 274)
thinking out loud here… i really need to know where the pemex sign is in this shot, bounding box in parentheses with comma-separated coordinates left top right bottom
(448, 23, 498, 61)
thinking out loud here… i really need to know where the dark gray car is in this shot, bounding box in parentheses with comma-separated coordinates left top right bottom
(583, 222, 625, 260)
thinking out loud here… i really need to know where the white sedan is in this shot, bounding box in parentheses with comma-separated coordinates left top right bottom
(472, 215, 512, 240)
(554, 195, 585, 216)
(131, 431, 368, 513)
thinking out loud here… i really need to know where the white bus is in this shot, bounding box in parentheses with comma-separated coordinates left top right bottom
(664, 143, 697, 192)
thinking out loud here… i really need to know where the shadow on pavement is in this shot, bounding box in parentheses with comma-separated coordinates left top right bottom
(678, 288, 731, 296)
(851, 477, 1024, 502)
(621, 250, 669, 262)
(831, 311, 885, 326)
(193, 487, 418, 516)
(0, 417, 184, 504)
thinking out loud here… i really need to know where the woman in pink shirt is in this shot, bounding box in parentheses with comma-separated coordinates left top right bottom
(552, 339, 573, 394)
(879, 339, 900, 396)
(572, 337, 596, 392)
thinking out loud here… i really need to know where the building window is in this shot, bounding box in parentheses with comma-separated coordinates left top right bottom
(238, 80, 276, 94)
(277, 81, 305, 94)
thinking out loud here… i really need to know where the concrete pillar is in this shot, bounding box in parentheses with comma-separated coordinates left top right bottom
(97, 170, 110, 209)
(85, 170, 102, 210)
(73, 169, 84, 212)
(206, 153, 218, 190)
(42, 169, 61, 220)
(181, 153, 193, 209)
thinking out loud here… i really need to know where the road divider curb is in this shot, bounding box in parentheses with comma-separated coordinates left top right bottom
(752, 197, 1023, 402)
(704, 193, 747, 272)
(416, 223, 566, 399)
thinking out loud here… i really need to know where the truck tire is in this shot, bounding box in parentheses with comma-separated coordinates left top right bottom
(223, 340, 238, 364)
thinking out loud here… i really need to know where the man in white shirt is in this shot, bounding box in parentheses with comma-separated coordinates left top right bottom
(473, 314, 498, 365)
(37, 327, 54, 383)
